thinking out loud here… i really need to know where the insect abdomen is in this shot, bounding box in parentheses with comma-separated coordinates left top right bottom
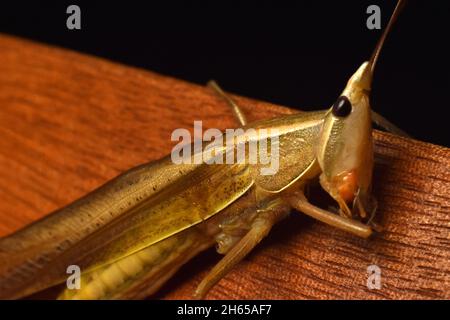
(58, 227, 214, 300)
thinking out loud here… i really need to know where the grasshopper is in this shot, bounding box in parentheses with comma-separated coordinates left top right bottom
(0, 1, 407, 299)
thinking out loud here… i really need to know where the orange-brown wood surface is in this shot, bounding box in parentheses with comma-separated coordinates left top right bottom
(0, 34, 449, 299)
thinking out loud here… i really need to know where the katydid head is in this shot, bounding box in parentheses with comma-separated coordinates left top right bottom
(316, 62, 374, 220)
(315, 0, 405, 222)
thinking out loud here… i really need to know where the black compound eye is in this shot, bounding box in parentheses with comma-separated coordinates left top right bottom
(332, 96, 352, 117)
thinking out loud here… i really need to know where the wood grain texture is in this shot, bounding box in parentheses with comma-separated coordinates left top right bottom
(0, 34, 449, 300)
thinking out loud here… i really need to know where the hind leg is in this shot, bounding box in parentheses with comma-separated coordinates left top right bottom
(207, 80, 248, 126)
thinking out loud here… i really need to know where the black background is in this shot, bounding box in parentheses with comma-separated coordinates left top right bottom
(0, 300, 440, 319)
(1, 1, 449, 146)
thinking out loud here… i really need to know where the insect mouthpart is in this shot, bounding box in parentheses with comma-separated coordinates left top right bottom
(328, 169, 376, 223)
(333, 169, 358, 204)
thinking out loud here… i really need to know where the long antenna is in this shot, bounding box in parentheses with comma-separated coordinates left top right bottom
(369, 0, 407, 74)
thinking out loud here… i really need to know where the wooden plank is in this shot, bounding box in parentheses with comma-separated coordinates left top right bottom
(0, 34, 449, 299)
